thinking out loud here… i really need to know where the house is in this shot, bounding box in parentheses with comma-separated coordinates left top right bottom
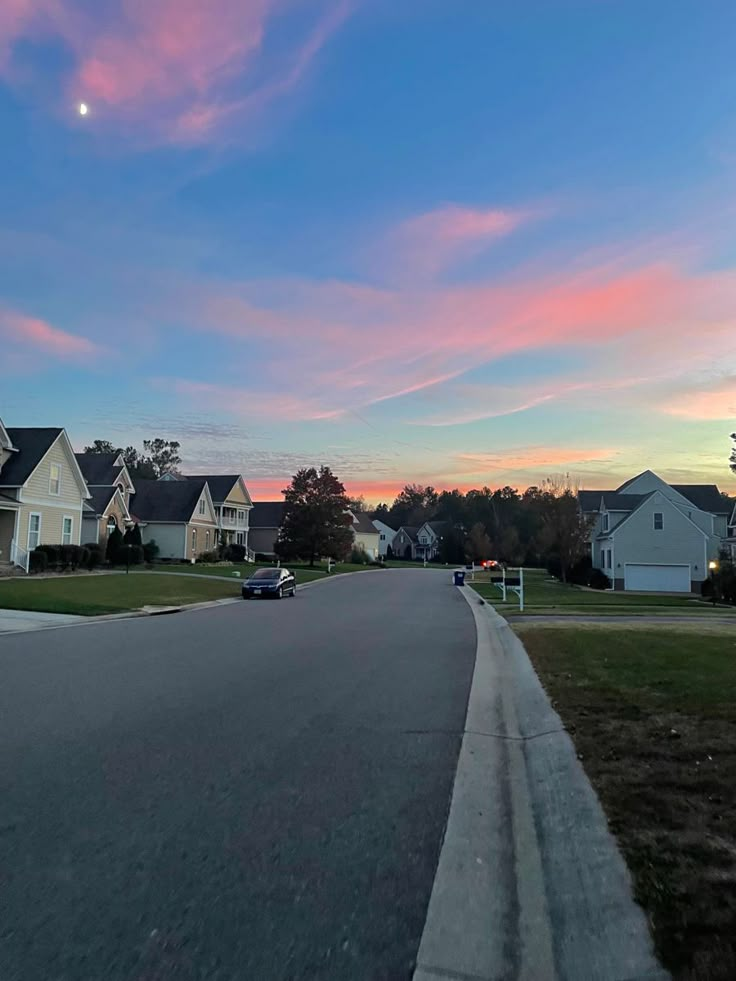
(128, 479, 218, 561)
(249, 502, 285, 558)
(185, 475, 253, 552)
(392, 526, 418, 560)
(75, 451, 135, 546)
(579, 470, 730, 592)
(0, 419, 90, 570)
(725, 502, 736, 561)
(414, 521, 449, 562)
(350, 511, 380, 559)
(372, 519, 396, 557)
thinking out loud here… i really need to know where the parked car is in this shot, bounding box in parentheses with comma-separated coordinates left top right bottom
(242, 567, 296, 599)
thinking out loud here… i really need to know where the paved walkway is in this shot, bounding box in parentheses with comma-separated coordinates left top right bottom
(0, 609, 83, 634)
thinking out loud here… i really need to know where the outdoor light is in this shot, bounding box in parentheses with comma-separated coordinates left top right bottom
(709, 560, 718, 571)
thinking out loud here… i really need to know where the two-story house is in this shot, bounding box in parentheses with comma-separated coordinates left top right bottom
(579, 470, 730, 592)
(75, 452, 135, 546)
(185, 475, 253, 552)
(129, 479, 219, 561)
(0, 420, 90, 571)
(372, 519, 396, 557)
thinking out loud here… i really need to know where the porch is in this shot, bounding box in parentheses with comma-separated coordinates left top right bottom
(0, 504, 26, 572)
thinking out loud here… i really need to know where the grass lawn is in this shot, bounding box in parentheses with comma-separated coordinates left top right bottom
(469, 568, 734, 617)
(0, 574, 239, 616)
(518, 623, 736, 980)
(149, 561, 383, 585)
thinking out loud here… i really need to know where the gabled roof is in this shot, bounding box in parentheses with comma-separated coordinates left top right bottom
(129, 479, 208, 523)
(396, 526, 419, 541)
(670, 484, 731, 515)
(0, 419, 17, 452)
(250, 501, 285, 528)
(578, 490, 615, 512)
(74, 452, 124, 486)
(85, 485, 119, 515)
(353, 511, 379, 534)
(602, 490, 707, 540)
(615, 470, 655, 493)
(0, 428, 64, 486)
(600, 492, 647, 512)
(185, 474, 249, 504)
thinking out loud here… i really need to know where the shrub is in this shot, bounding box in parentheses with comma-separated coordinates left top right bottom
(226, 543, 246, 563)
(546, 555, 562, 580)
(143, 539, 159, 564)
(568, 555, 593, 586)
(36, 544, 61, 568)
(386, 544, 394, 560)
(701, 578, 715, 599)
(59, 544, 88, 570)
(127, 544, 144, 565)
(29, 549, 48, 574)
(106, 527, 124, 563)
(351, 545, 369, 564)
(84, 544, 104, 570)
(588, 568, 611, 590)
(124, 523, 143, 547)
(197, 550, 220, 564)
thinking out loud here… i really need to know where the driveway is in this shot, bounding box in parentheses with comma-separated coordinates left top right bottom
(0, 608, 83, 633)
(0, 570, 475, 980)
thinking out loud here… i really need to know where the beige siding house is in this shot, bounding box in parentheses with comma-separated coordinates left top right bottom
(129, 479, 218, 561)
(0, 421, 90, 570)
(75, 451, 136, 546)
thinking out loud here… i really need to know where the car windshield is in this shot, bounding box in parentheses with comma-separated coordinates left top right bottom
(251, 569, 281, 580)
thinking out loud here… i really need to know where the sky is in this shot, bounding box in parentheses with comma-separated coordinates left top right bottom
(1, 0, 736, 503)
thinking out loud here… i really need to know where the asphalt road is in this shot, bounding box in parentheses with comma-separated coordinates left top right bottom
(0, 570, 475, 981)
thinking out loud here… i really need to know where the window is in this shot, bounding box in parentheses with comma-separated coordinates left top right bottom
(602, 513, 609, 532)
(205, 531, 210, 549)
(237, 510, 245, 525)
(198, 499, 205, 515)
(420, 536, 428, 544)
(380, 533, 385, 541)
(653, 512, 664, 531)
(192, 528, 197, 553)
(606, 550, 612, 569)
(28, 513, 41, 550)
(49, 463, 61, 495)
(62, 516, 73, 546)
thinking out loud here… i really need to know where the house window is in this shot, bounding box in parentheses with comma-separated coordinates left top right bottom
(602, 514, 609, 532)
(606, 550, 612, 569)
(380, 534, 385, 541)
(205, 530, 210, 549)
(192, 528, 197, 554)
(653, 512, 664, 531)
(62, 516, 73, 546)
(198, 499, 205, 515)
(420, 536, 428, 544)
(49, 463, 61, 496)
(28, 513, 41, 551)
(237, 510, 245, 525)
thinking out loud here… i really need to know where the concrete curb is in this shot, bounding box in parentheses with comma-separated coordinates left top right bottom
(413, 588, 669, 981)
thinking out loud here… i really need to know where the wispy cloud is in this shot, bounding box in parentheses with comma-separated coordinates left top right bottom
(0, 0, 351, 146)
(0, 307, 104, 363)
(150, 377, 344, 422)
(659, 376, 736, 421)
(385, 203, 536, 278)
(455, 447, 618, 473)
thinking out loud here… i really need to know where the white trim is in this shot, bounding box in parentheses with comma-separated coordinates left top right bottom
(62, 514, 74, 546)
(18, 495, 93, 511)
(0, 419, 18, 452)
(27, 511, 42, 551)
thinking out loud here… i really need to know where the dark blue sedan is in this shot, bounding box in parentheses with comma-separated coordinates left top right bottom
(242, 567, 296, 600)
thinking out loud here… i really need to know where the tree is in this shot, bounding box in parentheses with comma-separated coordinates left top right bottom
(538, 474, 593, 583)
(124, 523, 143, 547)
(465, 522, 492, 563)
(106, 526, 124, 564)
(84, 439, 120, 455)
(730, 432, 736, 474)
(346, 495, 367, 513)
(388, 484, 439, 528)
(373, 503, 390, 521)
(440, 524, 466, 564)
(275, 466, 354, 567)
(142, 439, 181, 479)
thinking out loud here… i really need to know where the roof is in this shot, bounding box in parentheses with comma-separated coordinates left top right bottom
(129, 479, 207, 523)
(600, 492, 646, 511)
(0, 428, 63, 486)
(74, 452, 122, 485)
(670, 484, 731, 515)
(396, 526, 419, 541)
(186, 474, 240, 502)
(85, 485, 119, 516)
(250, 501, 285, 528)
(578, 490, 614, 512)
(353, 511, 379, 534)
(615, 470, 651, 493)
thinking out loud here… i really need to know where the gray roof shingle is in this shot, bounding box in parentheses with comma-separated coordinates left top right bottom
(671, 484, 731, 515)
(74, 452, 122, 485)
(250, 501, 285, 528)
(353, 511, 379, 534)
(185, 474, 240, 502)
(85, 486, 120, 516)
(129, 479, 207, 523)
(0, 428, 63, 486)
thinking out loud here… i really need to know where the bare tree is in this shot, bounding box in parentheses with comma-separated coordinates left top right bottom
(539, 474, 594, 583)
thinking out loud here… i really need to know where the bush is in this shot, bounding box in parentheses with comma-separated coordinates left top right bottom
(36, 544, 61, 568)
(588, 568, 611, 590)
(568, 555, 593, 586)
(351, 545, 369, 564)
(225, 543, 246, 562)
(59, 544, 89, 570)
(546, 555, 562, 580)
(124, 523, 143, 547)
(29, 549, 48, 574)
(84, 544, 104, 570)
(143, 539, 159, 564)
(106, 527, 124, 563)
(128, 545, 144, 565)
(701, 578, 715, 599)
(197, 550, 220, 564)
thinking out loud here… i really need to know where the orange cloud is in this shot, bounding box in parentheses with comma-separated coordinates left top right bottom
(1, 0, 351, 145)
(659, 378, 736, 421)
(455, 447, 618, 473)
(0, 308, 103, 362)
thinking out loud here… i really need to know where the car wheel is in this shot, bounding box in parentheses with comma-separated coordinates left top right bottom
(290, 585, 296, 597)
(276, 586, 283, 599)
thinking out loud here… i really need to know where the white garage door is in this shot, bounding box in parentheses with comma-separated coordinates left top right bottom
(624, 564, 691, 593)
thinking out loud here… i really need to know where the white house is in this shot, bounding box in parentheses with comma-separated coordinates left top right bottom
(372, 519, 396, 557)
(0, 420, 90, 571)
(579, 470, 730, 592)
(349, 511, 380, 559)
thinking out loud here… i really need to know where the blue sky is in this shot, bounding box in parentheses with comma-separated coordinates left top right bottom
(1, 0, 735, 500)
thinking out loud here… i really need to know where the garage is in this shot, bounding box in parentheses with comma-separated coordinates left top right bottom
(624, 564, 691, 593)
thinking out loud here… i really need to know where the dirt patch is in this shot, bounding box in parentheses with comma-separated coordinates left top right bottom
(521, 628, 736, 981)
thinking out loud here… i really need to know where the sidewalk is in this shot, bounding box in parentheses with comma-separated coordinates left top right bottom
(0, 609, 84, 634)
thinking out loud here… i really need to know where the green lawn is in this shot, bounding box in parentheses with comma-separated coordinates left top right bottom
(469, 568, 733, 616)
(0, 574, 239, 616)
(150, 561, 382, 585)
(519, 624, 736, 980)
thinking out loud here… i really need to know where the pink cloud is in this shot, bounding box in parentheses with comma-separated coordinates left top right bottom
(0, 308, 103, 362)
(455, 447, 618, 473)
(151, 377, 344, 422)
(1, 0, 350, 145)
(388, 204, 535, 277)
(659, 378, 736, 421)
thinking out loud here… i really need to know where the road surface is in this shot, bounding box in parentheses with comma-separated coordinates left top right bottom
(0, 570, 475, 981)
